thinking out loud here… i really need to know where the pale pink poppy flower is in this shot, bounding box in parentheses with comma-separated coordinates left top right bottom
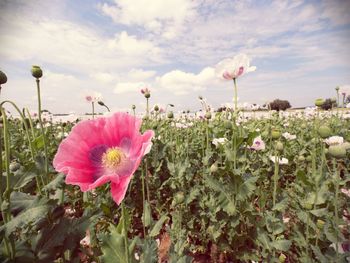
(249, 136, 265, 151)
(85, 95, 93, 102)
(53, 112, 154, 205)
(215, 53, 256, 80)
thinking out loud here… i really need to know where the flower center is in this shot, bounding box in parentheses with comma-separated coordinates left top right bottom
(102, 147, 125, 169)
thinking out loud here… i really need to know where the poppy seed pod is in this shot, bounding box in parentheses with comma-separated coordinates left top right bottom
(0, 70, 7, 85)
(167, 111, 174, 119)
(132, 105, 136, 110)
(205, 112, 212, 120)
(31, 65, 43, 79)
(276, 141, 284, 151)
(318, 125, 332, 138)
(271, 128, 281, 139)
(328, 145, 346, 159)
(314, 98, 324, 107)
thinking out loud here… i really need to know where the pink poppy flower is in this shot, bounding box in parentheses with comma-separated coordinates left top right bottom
(53, 112, 154, 205)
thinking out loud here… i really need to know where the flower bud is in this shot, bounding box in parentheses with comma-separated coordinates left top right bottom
(298, 155, 305, 162)
(154, 105, 159, 112)
(0, 70, 7, 85)
(144, 92, 150, 99)
(31, 65, 43, 79)
(276, 141, 284, 151)
(271, 128, 281, 139)
(173, 192, 185, 205)
(328, 145, 346, 158)
(306, 155, 312, 162)
(167, 111, 174, 119)
(316, 219, 325, 229)
(318, 125, 332, 138)
(278, 253, 286, 263)
(132, 105, 136, 110)
(205, 112, 212, 120)
(224, 120, 232, 129)
(314, 98, 324, 107)
(9, 162, 21, 172)
(210, 163, 218, 173)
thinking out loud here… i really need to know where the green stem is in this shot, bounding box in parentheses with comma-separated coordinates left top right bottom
(0, 101, 36, 160)
(273, 153, 279, 207)
(141, 168, 146, 238)
(25, 107, 36, 138)
(333, 159, 339, 261)
(233, 78, 238, 112)
(1, 109, 15, 259)
(36, 79, 49, 184)
(92, 102, 95, 119)
(121, 202, 130, 263)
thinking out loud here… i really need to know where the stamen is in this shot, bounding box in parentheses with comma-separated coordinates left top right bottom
(102, 147, 125, 169)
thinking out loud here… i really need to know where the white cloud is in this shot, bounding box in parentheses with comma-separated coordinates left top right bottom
(156, 67, 217, 95)
(113, 81, 147, 94)
(99, 0, 197, 38)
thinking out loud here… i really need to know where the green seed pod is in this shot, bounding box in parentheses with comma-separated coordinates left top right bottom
(303, 203, 313, 210)
(210, 163, 218, 173)
(31, 65, 43, 79)
(167, 111, 174, 119)
(300, 123, 307, 129)
(306, 155, 312, 162)
(328, 145, 346, 158)
(276, 141, 284, 151)
(318, 125, 332, 138)
(0, 70, 7, 85)
(154, 105, 159, 112)
(132, 104, 136, 110)
(315, 98, 324, 107)
(144, 92, 150, 99)
(271, 128, 281, 139)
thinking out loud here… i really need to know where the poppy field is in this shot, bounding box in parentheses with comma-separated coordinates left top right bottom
(0, 64, 350, 263)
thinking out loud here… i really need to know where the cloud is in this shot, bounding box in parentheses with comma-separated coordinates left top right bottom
(99, 0, 197, 38)
(114, 81, 147, 94)
(156, 67, 217, 95)
(0, 16, 163, 75)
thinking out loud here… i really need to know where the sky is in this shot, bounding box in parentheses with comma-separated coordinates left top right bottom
(0, 0, 350, 114)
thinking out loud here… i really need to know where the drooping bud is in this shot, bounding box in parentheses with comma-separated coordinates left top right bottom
(0, 70, 7, 85)
(210, 163, 218, 173)
(31, 65, 43, 79)
(98, 101, 105, 106)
